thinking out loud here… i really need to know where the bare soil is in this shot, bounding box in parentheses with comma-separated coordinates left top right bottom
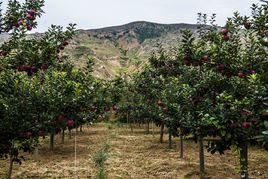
(0, 123, 267, 179)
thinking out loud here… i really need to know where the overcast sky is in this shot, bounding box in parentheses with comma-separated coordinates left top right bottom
(2, 0, 260, 32)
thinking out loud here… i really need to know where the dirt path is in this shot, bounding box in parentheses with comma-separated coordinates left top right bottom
(0, 123, 267, 178)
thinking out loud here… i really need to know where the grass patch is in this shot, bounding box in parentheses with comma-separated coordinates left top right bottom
(91, 140, 111, 179)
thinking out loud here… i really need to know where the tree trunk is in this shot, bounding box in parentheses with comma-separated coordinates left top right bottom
(126, 112, 129, 129)
(7, 155, 14, 179)
(152, 122, 155, 137)
(130, 122, 133, 132)
(80, 125, 83, 133)
(146, 121, 150, 134)
(61, 130, 65, 144)
(69, 130, 72, 139)
(168, 130, 172, 149)
(34, 147, 39, 159)
(49, 133, 54, 151)
(199, 136, 205, 179)
(160, 123, 164, 143)
(179, 133, 183, 158)
(127, 112, 133, 132)
(240, 142, 248, 179)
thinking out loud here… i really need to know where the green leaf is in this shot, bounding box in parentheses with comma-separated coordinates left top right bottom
(262, 131, 268, 135)
(263, 121, 268, 129)
(220, 130, 226, 136)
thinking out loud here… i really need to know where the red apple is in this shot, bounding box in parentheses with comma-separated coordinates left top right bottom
(243, 21, 251, 29)
(26, 14, 32, 19)
(67, 119, 75, 127)
(28, 9, 36, 16)
(230, 123, 238, 129)
(112, 105, 118, 111)
(265, 29, 268, 36)
(157, 100, 163, 107)
(217, 64, 225, 70)
(41, 64, 49, 71)
(18, 19, 24, 26)
(242, 122, 251, 129)
(18, 65, 25, 71)
(18, 65, 31, 71)
(2, 51, 7, 56)
(202, 55, 209, 61)
(63, 40, 69, 46)
(250, 70, 256, 74)
(27, 24, 32, 31)
(220, 28, 229, 35)
(104, 106, 110, 112)
(26, 14, 35, 21)
(223, 35, 230, 41)
(251, 118, 258, 125)
(238, 72, 245, 78)
(31, 66, 38, 73)
(58, 115, 65, 122)
(0, 50, 7, 56)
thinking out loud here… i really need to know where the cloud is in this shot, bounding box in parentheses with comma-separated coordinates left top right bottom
(2, 0, 260, 32)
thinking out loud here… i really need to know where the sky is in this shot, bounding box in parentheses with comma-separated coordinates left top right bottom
(2, 0, 260, 32)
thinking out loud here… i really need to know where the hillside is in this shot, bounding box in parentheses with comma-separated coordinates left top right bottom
(0, 21, 199, 78)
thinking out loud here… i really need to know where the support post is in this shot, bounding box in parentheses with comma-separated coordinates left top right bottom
(160, 123, 164, 143)
(180, 133, 183, 158)
(240, 142, 248, 179)
(7, 155, 14, 179)
(49, 133, 54, 151)
(168, 129, 172, 149)
(61, 130, 65, 144)
(199, 136, 205, 179)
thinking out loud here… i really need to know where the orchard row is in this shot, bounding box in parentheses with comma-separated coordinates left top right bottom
(109, 3, 268, 179)
(0, 1, 119, 178)
(0, 1, 267, 179)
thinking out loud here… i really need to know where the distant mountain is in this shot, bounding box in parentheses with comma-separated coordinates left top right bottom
(87, 21, 198, 42)
(70, 21, 199, 78)
(0, 21, 199, 78)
